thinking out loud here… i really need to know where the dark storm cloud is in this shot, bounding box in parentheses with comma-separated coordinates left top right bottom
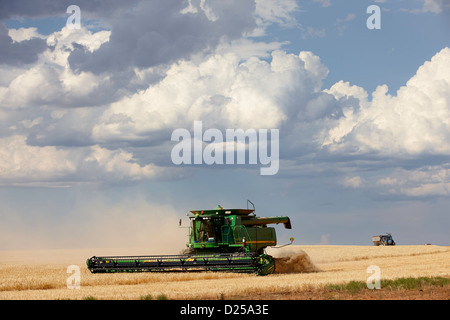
(68, 0, 256, 74)
(0, 0, 139, 66)
(1, 0, 257, 72)
(0, 0, 138, 20)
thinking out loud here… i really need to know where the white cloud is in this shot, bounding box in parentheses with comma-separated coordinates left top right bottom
(299, 51, 329, 91)
(255, 0, 299, 27)
(92, 49, 329, 143)
(0, 135, 167, 186)
(316, 47, 450, 198)
(342, 176, 363, 188)
(0, 26, 112, 109)
(0, 135, 76, 182)
(322, 47, 450, 156)
(374, 164, 450, 198)
(0, 8, 329, 187)
(8, 27, 45, 42)
(251, 0, 299, 36)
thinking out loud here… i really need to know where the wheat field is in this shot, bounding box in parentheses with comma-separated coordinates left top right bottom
(0, 245, 448, 300)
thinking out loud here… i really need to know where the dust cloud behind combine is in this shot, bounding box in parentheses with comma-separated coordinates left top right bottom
(267, 247, 321, 274)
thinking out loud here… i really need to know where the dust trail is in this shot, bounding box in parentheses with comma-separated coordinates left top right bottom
(271, 248, 321, 274)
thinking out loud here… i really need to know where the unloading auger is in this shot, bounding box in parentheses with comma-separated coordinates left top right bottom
(86, 202, 292, 276)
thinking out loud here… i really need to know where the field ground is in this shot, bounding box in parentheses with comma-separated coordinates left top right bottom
(0, 245, 449, 300)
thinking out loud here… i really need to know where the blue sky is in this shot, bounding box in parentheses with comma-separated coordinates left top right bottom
(0, 0, 449, 251)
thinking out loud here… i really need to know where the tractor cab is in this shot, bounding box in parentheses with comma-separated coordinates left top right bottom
(191, 215, 222, 243)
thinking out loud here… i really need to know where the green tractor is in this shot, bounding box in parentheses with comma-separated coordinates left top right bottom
(87, 202, 292, 276)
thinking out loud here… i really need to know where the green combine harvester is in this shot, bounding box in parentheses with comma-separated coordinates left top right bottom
(86, 202, 292, 276)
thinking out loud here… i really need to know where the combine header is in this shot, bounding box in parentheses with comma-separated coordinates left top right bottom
(87, 202, 292, 276)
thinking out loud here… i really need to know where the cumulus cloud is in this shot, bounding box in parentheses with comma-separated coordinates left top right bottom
(8, 27, 45, 42)
(0, 31, 333, 185)
(1, 0, 449, 201)
(0, 0, 278, 186)
(92, 49, 330, 146)
(315, 47, 450, 198)
(0, 26, 116, 110)
(0, 135, 76, 183)
(322, 47, 450, 157)
(0, 135, 170, 186)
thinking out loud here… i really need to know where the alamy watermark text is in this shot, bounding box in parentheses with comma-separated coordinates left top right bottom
(171, 121, 279, 175)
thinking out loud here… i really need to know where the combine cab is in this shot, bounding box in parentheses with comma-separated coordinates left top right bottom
(372, 233, 396, 246)
(87, 202, 292, 276)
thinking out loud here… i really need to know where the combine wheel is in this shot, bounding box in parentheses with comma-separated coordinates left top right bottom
(255, 254, 275, 276)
